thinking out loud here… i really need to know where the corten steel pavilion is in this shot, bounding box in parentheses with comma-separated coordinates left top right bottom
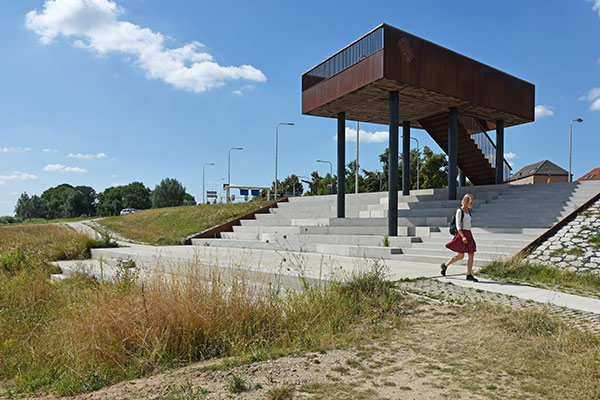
(302, 24, 535, 236)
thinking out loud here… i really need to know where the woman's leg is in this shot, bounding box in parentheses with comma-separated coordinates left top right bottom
(444, 252, 464, 267)
(467, 252, 474, 275)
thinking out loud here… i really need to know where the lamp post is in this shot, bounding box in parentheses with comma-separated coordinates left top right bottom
(398, 136, 420, 190)
(228, 147, 243, 202)
(316, 159, 333, 177)
(202, 162, 215, 204)
(569, 118, 583, 182)
(356, 121, 359, 194)
(275, 122, 295, 200)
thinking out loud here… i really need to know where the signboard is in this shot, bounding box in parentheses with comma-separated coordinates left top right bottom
(206, 190, 217, 199)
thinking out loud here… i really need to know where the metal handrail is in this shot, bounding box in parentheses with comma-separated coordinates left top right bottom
(472, 119, 512, 180)
(302, 26, 384, 90)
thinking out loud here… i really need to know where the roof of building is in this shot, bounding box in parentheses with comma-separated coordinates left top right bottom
(577, 167, 600, 181)
(506, 160, 568, 182)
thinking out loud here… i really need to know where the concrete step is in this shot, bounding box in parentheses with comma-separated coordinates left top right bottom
(399, 247, 508, 259)
(221, 232, 419, 247)
(389, 253, 495, 267)
(329, 217, 448, 227)
(407, 243, 521, 255)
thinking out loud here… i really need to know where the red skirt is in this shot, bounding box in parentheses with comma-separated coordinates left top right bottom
(445, 230, 477, 254)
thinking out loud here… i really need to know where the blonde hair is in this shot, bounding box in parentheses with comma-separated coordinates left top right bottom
(462, 193, 474, 207)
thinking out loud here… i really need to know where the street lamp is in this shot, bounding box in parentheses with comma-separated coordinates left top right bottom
(569, 118, 583, 182)
(202, 162, 215, 204)
(398, 136, 420, 190)
(275, 122, 294, 200)
(228, 147, 243, 202)
(316, 159, 333, 177)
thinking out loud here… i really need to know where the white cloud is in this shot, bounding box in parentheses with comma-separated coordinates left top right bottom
(232, 90, 243, 96)
(534, 105, 554, 119)
(44, 163, 64, 171)
(504, 152, 517, 160)
(63, 166, 87, 173)
(110, 174, 118, 178)
(338, 127, 389, 143)
(44, 163, 87, 173)
(1, 147, 32, 153)
(25, 0, 266, 93)
(588, 0, 600, 17)
(579, 88, 600, 111)
(0, 172, 39, 185)
(42, 148, 59, 152)
(67, 152, 106, 159)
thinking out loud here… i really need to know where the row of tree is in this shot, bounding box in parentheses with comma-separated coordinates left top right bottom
(271, 145, 452, 197)
(15, 178, 196, 220)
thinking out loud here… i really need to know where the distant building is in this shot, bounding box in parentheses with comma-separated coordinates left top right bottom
(577, 167, 600, 181)
(505, 160, 568, 185)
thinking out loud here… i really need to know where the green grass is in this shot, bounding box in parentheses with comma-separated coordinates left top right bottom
(480, 259, 600, 296)
(590, 235, 600, 249)
(550, 247, 583, 257)
(96, 200, 272, 245)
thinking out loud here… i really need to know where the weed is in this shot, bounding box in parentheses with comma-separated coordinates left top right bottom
(226, 374, 249, 393)
(480, 258, 600, 296)
(382, 235, 389, 247)
(267, 383, 295, 400)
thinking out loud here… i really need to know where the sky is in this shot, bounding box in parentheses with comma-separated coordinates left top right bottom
(1, 0, 600, 215)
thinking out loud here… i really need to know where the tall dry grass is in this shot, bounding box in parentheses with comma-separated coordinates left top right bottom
(1, 264, 406, 396)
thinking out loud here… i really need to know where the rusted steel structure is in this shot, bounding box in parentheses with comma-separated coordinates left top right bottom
(302, 24, 535, 236)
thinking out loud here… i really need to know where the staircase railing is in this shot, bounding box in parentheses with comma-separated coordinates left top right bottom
(472, 120, 512, 181)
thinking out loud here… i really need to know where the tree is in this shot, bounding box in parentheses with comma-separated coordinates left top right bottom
(74, 185, 97, 216)
(14, 192, 30, 219)
(420, 146, 448, 189)
(183, 193, 196, 206)
(121, 182, 151, 209)
(152, 178, 186, 208)
(27, 195, 47, 219)
(41, 184, 75, 219)
(15, 192, 48, 219)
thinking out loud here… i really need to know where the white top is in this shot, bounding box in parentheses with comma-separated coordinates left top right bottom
(456, 208, 472, 231)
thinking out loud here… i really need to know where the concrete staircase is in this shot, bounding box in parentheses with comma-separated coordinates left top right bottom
(192, 181, 600, 269)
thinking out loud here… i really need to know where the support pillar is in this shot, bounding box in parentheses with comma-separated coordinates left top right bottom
(337, 112, 345, 218)
(388, 91, 399, 236)
(448, 107, 458, 200)
(402, 121, 410, 196)
(459, 169, 466, 187)
(495, 120, 505, 184)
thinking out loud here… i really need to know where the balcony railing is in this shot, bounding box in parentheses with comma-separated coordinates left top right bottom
(302, 26, 384, 91)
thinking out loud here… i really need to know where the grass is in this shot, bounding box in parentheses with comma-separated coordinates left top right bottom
(397, 302, 600, 400)
(480, 258, 600, 297)
(590, 235, 600, 249)
(96, 200, 272, 245)
(550, 246, 583, 257)
(267, 384, 295, 400)
(0, 253, 406, 396)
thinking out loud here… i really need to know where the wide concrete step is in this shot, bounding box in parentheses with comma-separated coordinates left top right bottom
(389, 253, 497, 267)
(400, 247, 509, 259)
(222, 232, 419, 247)
(407, 243, 521, 255)
(421, 236, 532, 247)
(193, 239, 403, 259)
(329, 217, 447, 227)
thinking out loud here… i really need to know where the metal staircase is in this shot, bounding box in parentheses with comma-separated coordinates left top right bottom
(419, 113, 510, 185)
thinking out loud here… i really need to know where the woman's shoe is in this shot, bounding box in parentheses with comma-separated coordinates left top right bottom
(440, 263, 447, 276)
(466, 274, 479, 282)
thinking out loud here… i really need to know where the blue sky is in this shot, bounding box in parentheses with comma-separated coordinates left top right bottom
(1, 0, 600, 215)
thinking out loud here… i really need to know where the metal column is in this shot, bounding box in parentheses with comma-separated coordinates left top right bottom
(495, 120, 505, 184)
(337, 112, 345, 218)
(402, 121, 410, 196)
(448, 107, 458, 200)
(388, 91, 399, 236)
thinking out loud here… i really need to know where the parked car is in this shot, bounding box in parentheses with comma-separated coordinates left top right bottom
(119, 208, 139, 216)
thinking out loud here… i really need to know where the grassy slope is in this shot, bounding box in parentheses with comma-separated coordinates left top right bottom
(96, 200, 272, 245)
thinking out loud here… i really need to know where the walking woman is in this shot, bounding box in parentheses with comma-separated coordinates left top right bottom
(441, 193, 478, 282)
